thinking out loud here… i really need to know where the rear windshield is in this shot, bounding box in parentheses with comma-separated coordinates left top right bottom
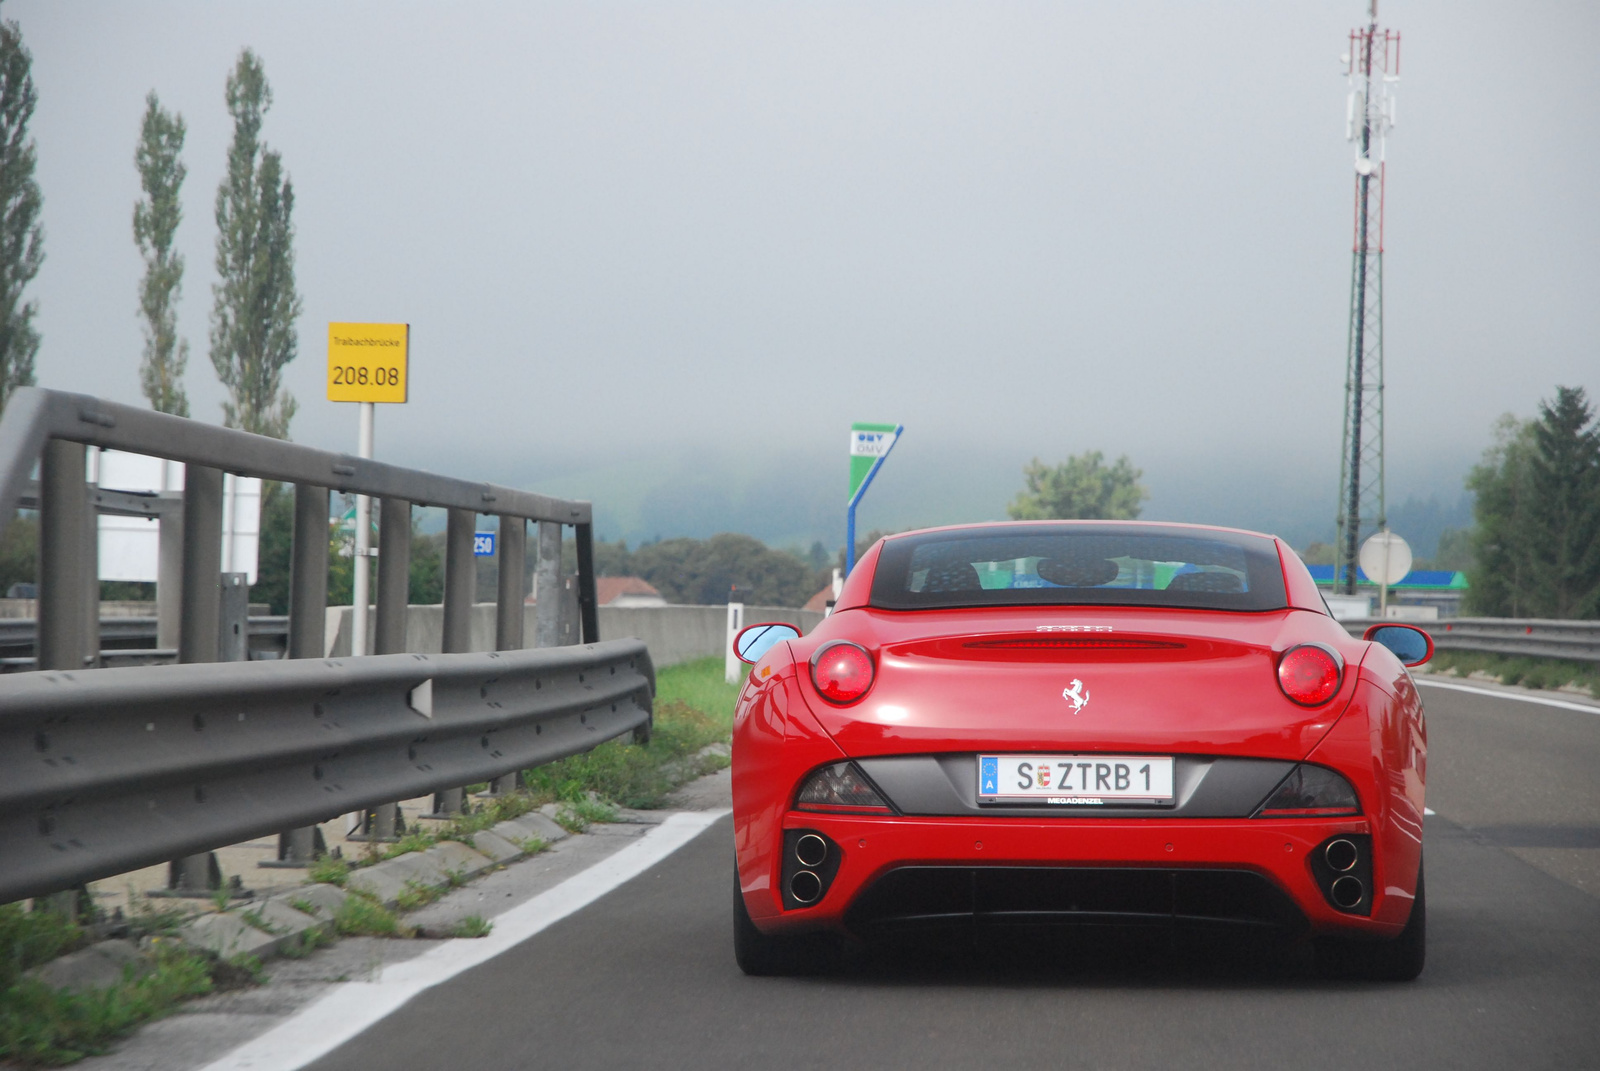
(868, 524, 1288, 612)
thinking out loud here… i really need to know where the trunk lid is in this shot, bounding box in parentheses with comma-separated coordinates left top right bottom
(801, 605, 1354, 762)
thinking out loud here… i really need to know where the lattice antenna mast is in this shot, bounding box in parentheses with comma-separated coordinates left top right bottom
(1334, 1, 1400, 594)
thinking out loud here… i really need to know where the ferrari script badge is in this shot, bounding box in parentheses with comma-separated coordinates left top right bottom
(1062, 679, 1090, 714)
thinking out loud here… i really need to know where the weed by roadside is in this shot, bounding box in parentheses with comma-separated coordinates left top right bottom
(307, 855, 351, 887)
(333, 892, 412, 939)
(449, 916, 492, 939)
(1425, 649, 1599, 694)
(0, 936, 229, 1067)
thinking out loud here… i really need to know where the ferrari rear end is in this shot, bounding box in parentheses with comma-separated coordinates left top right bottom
(730, 522, 1430, 980)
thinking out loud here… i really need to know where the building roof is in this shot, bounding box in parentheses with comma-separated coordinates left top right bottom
(1304, 565, 1468, 590)
(803, 586, 834, 613)
(596, 577, 663, 604)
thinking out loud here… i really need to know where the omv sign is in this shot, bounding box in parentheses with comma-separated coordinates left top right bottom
(850, 430, 895, 457)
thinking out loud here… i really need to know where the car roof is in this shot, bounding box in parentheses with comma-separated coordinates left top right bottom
(880, 519, 1281, 543)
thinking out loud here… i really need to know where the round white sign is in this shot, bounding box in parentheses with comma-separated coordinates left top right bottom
(1359, 531, 1413, 587)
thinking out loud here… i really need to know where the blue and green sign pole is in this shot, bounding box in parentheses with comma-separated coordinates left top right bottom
(846, 422, 904, 576)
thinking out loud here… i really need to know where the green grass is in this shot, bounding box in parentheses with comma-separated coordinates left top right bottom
(521, 658, 741, 809)
(449, 915, 492, 939)
(656, 657, 744, 731)
(333, 892, 410, 938)
(306, 855, 350, 887)
(1426, 649, 1599, 694)
(0, 923, 226, 1067)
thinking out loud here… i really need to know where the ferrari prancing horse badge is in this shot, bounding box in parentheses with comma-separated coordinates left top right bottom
(1062, 679, 1090, 714)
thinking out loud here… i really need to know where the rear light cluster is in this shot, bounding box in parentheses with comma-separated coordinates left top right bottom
(810, 641, 875, 704)
(795, 762, 893, 815)
(1254, 764, 1361, 818)
(1277, 643, 1344, 705)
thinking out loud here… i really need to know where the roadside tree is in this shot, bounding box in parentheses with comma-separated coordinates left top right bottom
(1007, 451, 1148, 520)
(133, 91, 190, 416)
(210, 49, 300, 438)
(0, 6, 42, 414)
(1466, 387, 1600, 618)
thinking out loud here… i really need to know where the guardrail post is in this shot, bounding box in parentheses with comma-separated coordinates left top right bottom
(482, 515, 528, 795)
(496, 516, 526, 651)
(264, 483, 331, 869)
(82, 451, 100, 668)
(38, 439, 87, 671)
(35, 439, 90, 915)
(429, 509, 478, 813)
(218, 573, 248, 662)
(156, 505, 183, 652)
(375, 498, 411, 656)
(287, 484, 329, 660)
(534, 520, 562, 649)
(351, 496, 413, 841)
(575, 521, 599, 644)
(165, 463, 230, 898)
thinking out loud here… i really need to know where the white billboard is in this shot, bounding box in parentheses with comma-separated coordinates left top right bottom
(94, 450, 261, 584)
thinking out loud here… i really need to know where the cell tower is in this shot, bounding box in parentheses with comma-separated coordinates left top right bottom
(1334, 1, 1400, 594)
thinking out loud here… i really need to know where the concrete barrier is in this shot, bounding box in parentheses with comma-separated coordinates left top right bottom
(324, 602, 826, 667)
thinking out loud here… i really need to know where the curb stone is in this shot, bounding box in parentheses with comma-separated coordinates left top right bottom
(23, 938, 149, 994)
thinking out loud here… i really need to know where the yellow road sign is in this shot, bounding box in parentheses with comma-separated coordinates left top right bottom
(327, 323, 409, 403)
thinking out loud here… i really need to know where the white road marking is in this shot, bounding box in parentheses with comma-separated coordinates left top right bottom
(200, 810, 728, 1071)
(1424, 808, 1435, 816)
(1416, 677, 1600, 714)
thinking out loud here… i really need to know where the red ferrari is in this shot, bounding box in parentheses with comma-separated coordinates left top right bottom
(729, 521, 1432, 979)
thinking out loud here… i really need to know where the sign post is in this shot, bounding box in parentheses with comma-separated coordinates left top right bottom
(846, 422, 903, 576)
(329, 323, 410, 655)
(1359, 529, 1412, 619)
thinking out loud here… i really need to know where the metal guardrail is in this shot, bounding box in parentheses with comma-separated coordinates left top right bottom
(0, 615, 289, 669)
(1341, 617, 1600, 663)
(0, 387, 619, 902)
(0, 639, 652, 905)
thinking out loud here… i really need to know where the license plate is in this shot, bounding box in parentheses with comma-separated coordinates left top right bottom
(977, 754, 1175, 805)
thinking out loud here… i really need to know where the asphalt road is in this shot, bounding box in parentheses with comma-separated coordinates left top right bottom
(303, 681, 1600, 1071)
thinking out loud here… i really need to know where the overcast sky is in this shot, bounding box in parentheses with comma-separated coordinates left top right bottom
(11, 1, 1599, 548)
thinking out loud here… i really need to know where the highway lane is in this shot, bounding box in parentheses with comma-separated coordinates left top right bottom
(298, 681, 1599, 1071)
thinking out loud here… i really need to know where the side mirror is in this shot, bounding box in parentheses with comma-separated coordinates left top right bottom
(1363, 623, 1434, 667)
(734, 621, 802, 665)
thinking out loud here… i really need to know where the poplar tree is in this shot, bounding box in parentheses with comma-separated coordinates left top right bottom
(133, 92, 189, 416)
(209, 49, 300, 438)
(0, 4, 43, 414)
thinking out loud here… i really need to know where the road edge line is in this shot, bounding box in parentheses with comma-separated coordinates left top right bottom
(199, 809, 729, 1071)
(1415, 677, 1600, 714)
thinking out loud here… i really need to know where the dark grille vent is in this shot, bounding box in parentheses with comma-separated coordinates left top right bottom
(846, 866, 1306, 935)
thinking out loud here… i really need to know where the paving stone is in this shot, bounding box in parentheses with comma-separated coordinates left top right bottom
(494, 814, 567, 845)
(250, 899, 321, 939)
(274, 883, 347, 920)
(25, 938, 148, 994)
(427, 840, 494, 880)
(467, 829, 524, 863)
(178, 912, 277, 959)
(345, 863, 412, 905)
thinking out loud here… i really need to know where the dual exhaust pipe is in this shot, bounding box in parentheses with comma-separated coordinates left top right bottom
(787, 833, 831, 905)
(1320, 837, 1368, 912)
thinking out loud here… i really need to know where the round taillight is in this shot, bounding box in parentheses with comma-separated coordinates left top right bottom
(1277, 644, 1343, 706)
(810, 641, 875, 704)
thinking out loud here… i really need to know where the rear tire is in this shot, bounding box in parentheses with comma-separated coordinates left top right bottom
(732, 868, 834, 976)
(1317, 857, 1426, 982)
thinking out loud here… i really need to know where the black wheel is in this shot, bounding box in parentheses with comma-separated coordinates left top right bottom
(732, 868, 835, 976)
(1317, 857, 1426, 982)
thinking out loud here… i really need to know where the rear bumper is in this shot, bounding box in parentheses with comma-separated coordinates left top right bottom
(748, 812, 1406, 939)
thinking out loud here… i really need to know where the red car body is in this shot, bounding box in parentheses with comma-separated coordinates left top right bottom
(731, 521, 1429, 976)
